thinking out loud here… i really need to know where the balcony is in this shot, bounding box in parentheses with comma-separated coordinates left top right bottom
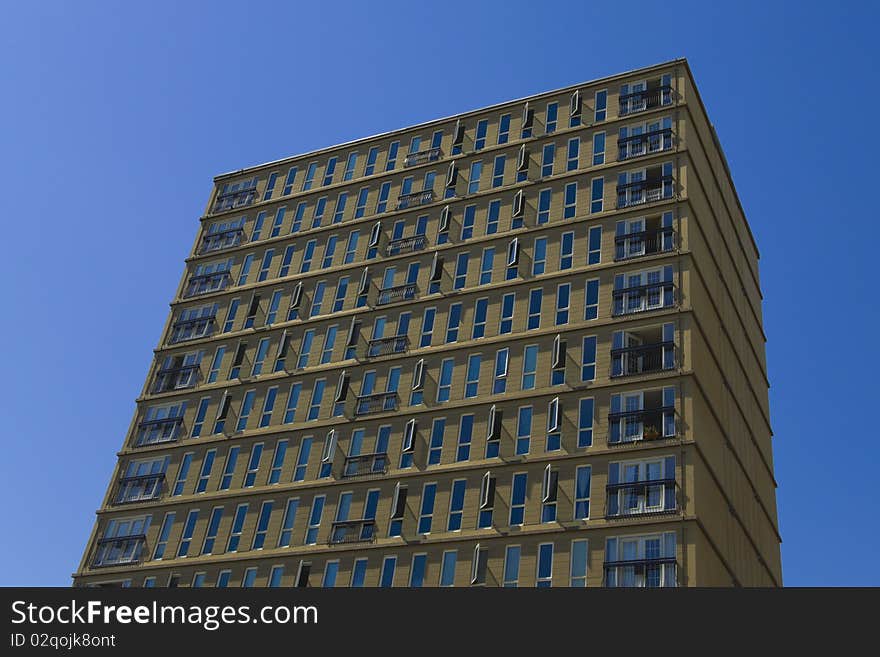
(183, 271, 231, 298)
(354, 391, 399, 416)
(611, 326, 675, 377)
(612, 282, 675, 317)
(396, 189, 434, 210)
(618, 128, 673, 160)
(169, 317, 215, 344)
(367, 335, 409, 358)
(212, 187, 256, 213)
(616, 175, 674, 208)
(114, 474, 165, 505)
(604, 557, 677, 587)
(92, 535, 147, 568)
(135, 417, 183, 447)
(342, 452, 389, 479)
(377, 283, 417, 306)
(386, 234, 428, 257)
(608, 405, 676, 445)
(404, 147, 442, 168)
(606, 479, 678, 518)
(152, 363, 201, 393)
(200, 227, 244, 254)
(329, 519, 376, 545)
(619, 85, 673, 116)
(615, 226, 675, 261)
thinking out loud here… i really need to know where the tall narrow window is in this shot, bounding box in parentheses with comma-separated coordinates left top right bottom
(556, 283, 571, 326)
(465, 354, 481, 398)
(478, 471, 495, 528)
(593, 131, 606, 165)
(305, 495, 325, 545)
(492, 154, 505, 188)
(578, 398, 594, 447)
(541, 143, 555, 177)
(226, 504, 248, 552)
(293, 437, 312, 481)
(503, 546, 521, 587)
(438, 358, 454, 403)
(252, 501, 273, 549)
(448, 479, 466, 531)
(282, 167, 298, 195)
(541, 464, 558, 522)
(564, 182, 577, 219)
(527, 288, 542, 330)
(575, 465, 591, 520)
(388, 142, 401, 171)
(472, 298, 488, 338)
(545, 102, 558, 133)
(428, 418, 445, 465)
(594, 90, 607, 122)
(468, 161, 482, 194)
(418, 483, 437, 534)
(493, 348, 509, 394)
(585, 278, 599, 320)
(570, 539, 588, 587)
(500, 293, 515, 334)
(588, 226, 602, 264)
(567, 137, 580, 171)
(516, 406, 532, 455)
(456, 414, 474, 461)
(446, 303, 462, 343)
(591, 177, 604, 213)
(510, 472, 527, 525)
(522, 344, 538, 390)
(474, 119, 488, 150)
(497, 113, 511, 144)
(201, 507, 223, 555)
(537, 188, 551, 225)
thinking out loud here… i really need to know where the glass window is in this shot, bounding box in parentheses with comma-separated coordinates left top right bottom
(503, 545, 521, 587)
(440, 551, 457, 586)
(536, 543, 553, 587)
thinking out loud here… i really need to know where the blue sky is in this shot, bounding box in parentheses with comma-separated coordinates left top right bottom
(1, 1, 876, 586)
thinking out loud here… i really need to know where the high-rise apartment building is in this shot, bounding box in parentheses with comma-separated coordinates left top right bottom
(74, 59, 781, 588)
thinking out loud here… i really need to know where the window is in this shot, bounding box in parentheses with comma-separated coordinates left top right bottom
(499, 293, 515, 334)
(410, 359, 425, 406)
(536, 542, 554, 587)
(333, 278, 349, 314)
(510, 473, 527, 525)
(472, 298, 488, 338)
(448, 479, 466, 531)
(521, 102, 534, 138)
(537, 188, 551, 225)
(418, 483, 437, 534)
(364, 147, 379, 176)
(291, 202, 306, 233)
(268, 566, 285, 588)
(305, 496, 325, 545)
(506, 238, 519, 280)
(578, 398, 594, 447)
(319, 430, 336, 478)
(605, 532, 677, 587)
(545, 102, 558, 133)
(380, 556, 397, 587)
(294, 561, 311, 588)
(300, 240, 316, 273)
(454, 253, 469, 290)
(293, 437, 312, 481)
(541, 143, 555, 177)
(215, 571, 230, 588)
(252, 501, 273, 549)
(532, 237, 547, 276)
(226, 504, 248, 552)
(282, 382, 301, 424)
(522, 344, 538, 390)
(269, 206, 284, 236)
(588, 226, 602, 264)
(564, 182, 577, 219)
(235, 390, 256, 432)
(593, 131, 606, 165)
(446, 303, 462, 342)
(478, 471, 495, 528)
(267, 440, 288, 485)
(581, 336, 597, 381)
(440, 551, 457, 587)
(297, 330, 314, 369)
(485, 199, 500, 235)
(201, 507, 223, 554)
(512, 189, 525, 228)
(547, 396, 561, 451)
(194, 450, 215, 493)
(171, 453, 192, 496)
(493, 348, 509, 394)
(243, 443, 263, 487)
(258, 383, 277, 427)
(350, 558, 368, 587)
(503, 546, 521, 587)
(420, 308, 435, 347)
(376, 181, 391, 213)
(342, 152, 358, 181)
(218, 446, 239, 490)
(612, 266, 674, 315)
(591, 177, 604, 213)
(302, 162, 317, 190)
(428, 418, 445, 465)
(320, 325, 337, 365)
(322, 157, 337, 186)
(266, 290, 282, 325)
(575, 465, 591, 519)
(307, 379, 325, 421)
(465, 355, 481, 398)
(585, 278, 599, 320)
(474, 119, 488, 150)
(527, 288, 542, 330)
(250, 213, 265, 241)
(551, 334, 566, 386)
(492, 155, 505, 188)
(468, 161, 482, 194)
(311, 197, 327, 228)
(282, 167, 298, 195)
(389, 483, 407, 536)
(551, 284, 571, 327)
(400, 419, 417, 468)
(176, 510, 199, 557)
(570, 539, 588, 587)
(237, 254, 254, 286)
(457, 414, 474, 461)
(152, 513, 174, 560)
(409, 555, 427, 588)
(594, 90, 607, 122)
(497, 113, 511, 144)
(567, 137, 579, 171)
(516, 406, 532, 455)
(191, 398, 210, 438)
(570, 89, 582, 127)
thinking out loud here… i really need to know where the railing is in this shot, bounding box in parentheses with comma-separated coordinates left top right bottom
(605, 478, 678, 518)
(114, 474, 165, 505)
(184, 271, 231, 298)
(619, 128, 673, 160)
(213, 189, 256, 213)
(616, 175, 674, 208)
(396, 189, 434, 210)
(386, 234, 428, 256)
(152, 363, 201, 393)
(367, 335, 409, 358)
(135, 417, 184, 447)
(169, 317, 215, 344)
(619, 85, 673, 116)
(354, 391, 399, 416)
(377, 283, 417, 306)
(603, 557, 677, 587)
(611, 282, 675, 317)
(92, 535, 147, 568)
(614, 228, 675, 260)
(610, 341, 674, 377)
(329, 519, 376, 545)
(608, 406, 676, 444)
(342, 452, 389, 479)
(404, 147, 442, 167)
(200, 227, 244, 254)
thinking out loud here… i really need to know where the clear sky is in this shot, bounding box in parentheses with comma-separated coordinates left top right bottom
(1, 1, 877, 586)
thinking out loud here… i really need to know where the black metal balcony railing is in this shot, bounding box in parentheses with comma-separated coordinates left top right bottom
(618, 128, 673, 160)
(135, 417, 184, 447)
(619, 85, 673, 116)
(603, 557, 677, 587)
(396, 189, 434, 210)
(614, 228, 675, 261)
(169, 317, 215, 344)
(611, 282, 675, 316)
(377, 283, 417, 306)
(152, 363, 201, 393)
(616, 175, 674, 208)
(605, 478, 678, 518)
(200, 227, 244, 254)
(342, 452, 389, 479)
(213, 189, 256, 213)
(608, 406, 676, 444)
(386, 234, 428, 257)
(92, 535, 147, 568)
(354, 391, 399, 416)
(404, 147, 442, 168)
(610, 341, 674, 377)
(184, 271, 231, 298)
(114, 474, 165, 505)
(329, 519, 376, 545)
(367, 335, 409, 358)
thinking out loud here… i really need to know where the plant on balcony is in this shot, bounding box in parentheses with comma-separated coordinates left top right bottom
(644, 425, 661, 440)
